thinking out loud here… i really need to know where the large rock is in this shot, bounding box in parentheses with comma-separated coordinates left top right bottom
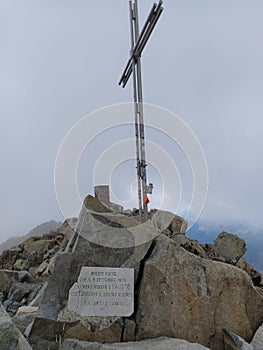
(56, 218, 77, 251)
(33, 260, 49, 276)
(37, 240, 151, 321)
(26, 317, 78, 350)
(27, 316, 124, 350)
(171, 235, 207, 258)
(223, 329, 253, 350)
(28, 282, 48, 307)
(57, 310, 136, 343)
(3, 282, 41, 315)
(37, 204, 158, 321)
(237, 258, 262, 287)
(135, 235, 263, 350)
(60, 337, 211, 350)
(12, 306, 38, 333)
(149, 210, 187, 236)
(14, 258, 30, 271)
(74, 204, 158, 249)
(28, 202, 160, 348)
(20, 238, 56, 267)
(211, 232, 246, 265)
(251, 323, 263, 350)
(0, 270, 34, 299)
(0, 247, 22, 269)
(22, 238, 55, 257)
(37, 250, 86, 320)
(84, 195, 112, 213)
(8, 282, 34, 303)
(0, 302, 32, 349)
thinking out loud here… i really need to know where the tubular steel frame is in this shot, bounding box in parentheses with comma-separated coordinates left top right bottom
(119, 0, 163, 222)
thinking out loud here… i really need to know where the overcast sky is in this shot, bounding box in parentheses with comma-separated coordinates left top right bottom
(1, 0, 263, 243)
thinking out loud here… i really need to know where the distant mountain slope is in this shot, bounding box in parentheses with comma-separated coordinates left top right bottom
(0, 220, 62, 254)
(188, 222, 263, 273)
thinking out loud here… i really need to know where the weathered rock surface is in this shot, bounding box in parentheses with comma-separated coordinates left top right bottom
(37, 238, 152, 321)
(0, 221, 74, 322)
(60, 337, 211, 350)
(3, 279, 43, 315)
(23, 238, 55, 257)
(1, 198, 263, 350)
(28, 282, 48, 307)
(0, 247, 22, 269)
(37, 201, 157, 321)
(8, 282, 34, 303)
(149, 209, 188, 236)
(237, 258, 263, 287)
(223, 329, 253, 350)
(135, 235, 263, 350)
(0, 302, 33, 349)
(0, 219, 75, 278)
(14, 258, 31, 271)
(12, 306, 38, 333)
(84, 195, 113, 213)
(172, 234, 207, 258)
(211, 232, 246, 265)
(75, 201, 158, 249)
(251, 323, 263, 350)
(27, 316, 125, 350)
(0, 270, 35, 298)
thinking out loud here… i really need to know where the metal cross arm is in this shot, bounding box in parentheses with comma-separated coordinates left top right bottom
(119, 0, 163, 88)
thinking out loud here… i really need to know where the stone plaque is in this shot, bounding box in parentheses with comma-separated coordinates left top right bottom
(68, 267, 134, 316)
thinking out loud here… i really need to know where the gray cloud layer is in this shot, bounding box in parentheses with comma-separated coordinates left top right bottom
(1, 0, 263, 242)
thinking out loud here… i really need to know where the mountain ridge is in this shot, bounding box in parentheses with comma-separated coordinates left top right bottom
(0, 220, 62, 254)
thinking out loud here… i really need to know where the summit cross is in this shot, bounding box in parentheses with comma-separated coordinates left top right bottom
(119, 0, 164, 222)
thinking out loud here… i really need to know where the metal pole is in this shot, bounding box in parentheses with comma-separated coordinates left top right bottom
(134, 0, 148, 221)
(119, 0, 163, 222)
(129, 1, 142, 221)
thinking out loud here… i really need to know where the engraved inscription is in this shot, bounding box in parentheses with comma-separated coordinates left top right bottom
(68, 267, 134, 316)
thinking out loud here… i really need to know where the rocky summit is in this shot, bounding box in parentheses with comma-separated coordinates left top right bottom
(0, 195, 262, 350)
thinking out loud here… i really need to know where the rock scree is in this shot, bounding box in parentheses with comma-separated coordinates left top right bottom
(0, 195, 262, 350)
